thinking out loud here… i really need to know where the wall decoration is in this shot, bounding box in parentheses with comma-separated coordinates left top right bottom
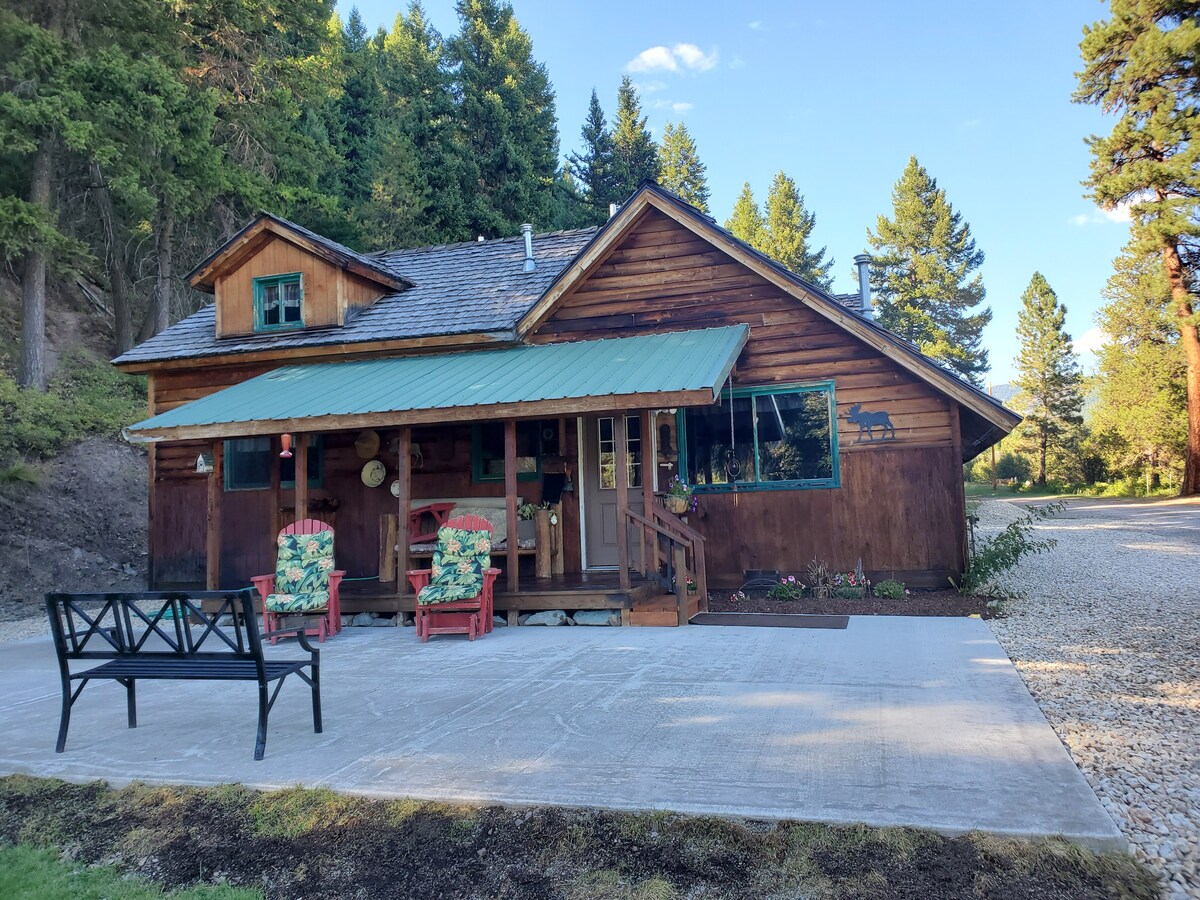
(354, 430, 380, 459)
(361, 459, 387, 487)
(846, 403, 897, 442)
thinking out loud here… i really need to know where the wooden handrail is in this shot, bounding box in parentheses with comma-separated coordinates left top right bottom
(625, 508, 695, 548)
(647, 500, 706, 544)
(623, 503, 708, 625)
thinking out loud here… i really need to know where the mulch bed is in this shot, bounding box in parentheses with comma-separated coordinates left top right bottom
(708, 588, 999, 619)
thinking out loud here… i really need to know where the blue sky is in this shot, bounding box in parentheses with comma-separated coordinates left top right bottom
(351, 0, 1130, 385)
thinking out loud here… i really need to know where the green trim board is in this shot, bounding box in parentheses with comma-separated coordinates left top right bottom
(224, 435, 324, 491)
(253, 272, 304, 333)
(124, 325, 751, 442)
(677, 380, 840, 493)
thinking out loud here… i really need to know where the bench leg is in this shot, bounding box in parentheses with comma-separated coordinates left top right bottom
(255, 682, 269, 761)
(55, 681, 73, 753)
(311, 666, 322, 734)
(123, 678, 137, 728)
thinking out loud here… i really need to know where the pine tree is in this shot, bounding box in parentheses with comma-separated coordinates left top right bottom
(1091, 243, 1188, 490)
(567, 89, 618, 221)
(866, 156, 992, 385)
(1075, 2, 1200, 494)
(724, 182, 765, 250)
(761, 172, 833, 288)
(448, 0, 558, 237)
(610, 76, 658, 201)
(657, 121, 710, 212)
(1012, 273, 1084, 485)
(334, 8, 384, 208)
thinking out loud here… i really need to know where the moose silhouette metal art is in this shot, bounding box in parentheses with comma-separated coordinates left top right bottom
(846, 403, 897, 443)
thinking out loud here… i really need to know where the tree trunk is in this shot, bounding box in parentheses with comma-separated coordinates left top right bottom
(1038, 431, 1047, 486)
(139, 202, 174, 341)
(1163, 243, 1200, 495)
(89, 160, 133, 354)
(18, 137, 55, 390)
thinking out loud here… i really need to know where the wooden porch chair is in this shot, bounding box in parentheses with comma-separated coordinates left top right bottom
(407, 514, 500, 642)
(253, 518, 344, 645)
(408, 501, 457, 543)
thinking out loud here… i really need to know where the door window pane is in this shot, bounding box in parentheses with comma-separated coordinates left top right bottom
(598, 416, 641, 490)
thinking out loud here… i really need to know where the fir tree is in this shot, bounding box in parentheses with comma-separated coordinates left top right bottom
(334, 8, 384, 208)
(725, 182, 765, 250)
(448, 0, 558, 237)
(657, 121, 710, 212)
(1012, 273, 1084, 485)
(761, 171, 833, 288)
(866, 156, 992, 385)
(567, 89, 618, 221)
(610, 75, 658, 201)
(1075, 1, 1200, 494)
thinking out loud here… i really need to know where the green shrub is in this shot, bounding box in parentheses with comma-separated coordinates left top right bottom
(954, 501, 1065, 596)
(0, 351, 146, 466)
(874, 579, 906, 600)
(767, 576, 805, 600)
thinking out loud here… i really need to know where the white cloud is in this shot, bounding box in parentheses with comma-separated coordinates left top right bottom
(728, 54, 746, 70)
(749, 20, 761, 29)
(1069, 200, 1135, 227)
(632, 79, 666, 95)
(626, 43, 719, 74)
(651, 99, 695, 115)
(1075, 325, 1106, 354)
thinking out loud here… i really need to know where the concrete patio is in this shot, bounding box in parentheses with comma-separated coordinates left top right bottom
(0, 616, 1123, 849)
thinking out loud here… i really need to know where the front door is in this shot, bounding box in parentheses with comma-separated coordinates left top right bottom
(583, 414, 646, 568)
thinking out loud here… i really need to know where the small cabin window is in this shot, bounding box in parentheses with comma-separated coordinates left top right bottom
(678, 382, 839, 492)
(253, 273, 304, 332)
(224, 436, 323, 491)
(472, 421, 555, 482)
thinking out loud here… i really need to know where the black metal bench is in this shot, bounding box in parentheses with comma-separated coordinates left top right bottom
(46, 589, 321, 760)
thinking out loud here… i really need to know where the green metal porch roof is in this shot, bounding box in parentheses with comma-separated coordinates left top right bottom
(126, 325, 749, 442)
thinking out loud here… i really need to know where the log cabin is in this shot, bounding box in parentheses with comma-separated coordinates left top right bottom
(116, 182, 1019, 625)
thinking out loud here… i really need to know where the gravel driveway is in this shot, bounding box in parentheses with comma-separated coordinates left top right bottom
(981, 497, 1200, 899)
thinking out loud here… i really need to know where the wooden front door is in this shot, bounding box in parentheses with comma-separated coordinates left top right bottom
(582, 414, 645, 568)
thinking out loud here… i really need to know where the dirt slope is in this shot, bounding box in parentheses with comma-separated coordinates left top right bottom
(0, 438, 148, 623)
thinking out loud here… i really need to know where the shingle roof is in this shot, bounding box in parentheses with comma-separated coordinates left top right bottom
(114, 226, 598, 366)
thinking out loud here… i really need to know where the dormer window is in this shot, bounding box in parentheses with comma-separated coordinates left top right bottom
(254, 273, 303, 331)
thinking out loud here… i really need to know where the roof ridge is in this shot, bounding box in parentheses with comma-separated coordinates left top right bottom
(370, 226, 601, 258)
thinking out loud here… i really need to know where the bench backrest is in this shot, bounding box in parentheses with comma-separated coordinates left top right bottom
(45, 590, 263, 662)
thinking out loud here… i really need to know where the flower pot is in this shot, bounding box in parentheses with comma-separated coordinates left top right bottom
(518, 519, 535, 543)
(664, 495, 689, 514)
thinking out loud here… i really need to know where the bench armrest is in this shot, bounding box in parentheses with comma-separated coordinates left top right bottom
(250, 574, 275, 600)
(262, 627, 320, 658)
(406, 569, 432, 593)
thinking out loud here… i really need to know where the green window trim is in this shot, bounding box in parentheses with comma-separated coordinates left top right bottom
(677, 380, 841, 493)
(252, 272, 304, 332)
(223, 436, 324, 492)
(471, 422, 543, 483)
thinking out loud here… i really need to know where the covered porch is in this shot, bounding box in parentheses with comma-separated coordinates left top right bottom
(127, 327, 748, 625)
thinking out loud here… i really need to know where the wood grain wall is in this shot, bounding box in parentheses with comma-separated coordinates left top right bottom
(213, 234, 384, 337)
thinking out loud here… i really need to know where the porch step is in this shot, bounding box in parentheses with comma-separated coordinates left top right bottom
(630, 593, 702, 627)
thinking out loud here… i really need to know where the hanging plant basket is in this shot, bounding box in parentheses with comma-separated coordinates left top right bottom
(664, 495, 689, 514)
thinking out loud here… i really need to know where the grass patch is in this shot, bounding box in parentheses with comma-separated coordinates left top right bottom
(0, 845, 259, 899)
(0, 776, 1160, 900)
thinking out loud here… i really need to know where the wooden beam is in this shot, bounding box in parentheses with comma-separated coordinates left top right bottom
(505, 420, 519, 593)
(640, 408, 656, 579)
(614, 412, 631, 591)
(294, 433, 309, 524)
(206, 440, 223, 590)
(673, 543, 688, 626)
(950, 402, 967, 575)
(270, 433, 282, 534)
(395, 426, 411, 596)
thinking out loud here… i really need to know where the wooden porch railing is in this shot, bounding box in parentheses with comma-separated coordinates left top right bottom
(624, 501, 707, 626)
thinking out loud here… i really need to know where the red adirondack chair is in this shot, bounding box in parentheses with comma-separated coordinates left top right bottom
(253, 518, 344, 645)
(407, 514, 499, 642)
(408, 501, 457, 543)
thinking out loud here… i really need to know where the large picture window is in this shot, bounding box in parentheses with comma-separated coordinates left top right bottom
(253, 273, 304, 332)
(679, 382, 838, 491)
(224, 436, 323, 491)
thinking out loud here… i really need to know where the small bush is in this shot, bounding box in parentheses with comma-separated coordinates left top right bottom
(954, 501, 1065, 596)
(767, 576, 805, 601)
(874, 579, 906, 600)
(805, 559, 834, 599)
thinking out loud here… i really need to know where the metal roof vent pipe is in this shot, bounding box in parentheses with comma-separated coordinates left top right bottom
(854, 253, 872, 320)
(609, 202, 619, 219)
(521, 223, 536, 273)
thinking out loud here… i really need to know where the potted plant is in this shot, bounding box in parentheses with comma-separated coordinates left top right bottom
(664, 475, 694, 514)
(517, 502, 539, 542)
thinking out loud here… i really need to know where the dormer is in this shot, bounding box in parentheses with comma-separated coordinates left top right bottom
(186, 212, 410, 339)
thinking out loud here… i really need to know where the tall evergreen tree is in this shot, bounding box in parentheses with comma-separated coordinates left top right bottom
(334, 8, 384, 208)
(761, 171, 833, 288)
(656, 121, 709, 212)
(1012, 273, 1084, 485)
(567, 89, 618, 221)
(725, 182, 765, 250)
(866, 156, 992, 385)
(610, 75, 658, 201)
(1092, 243, 1188, 490)
(448, 0, 558, 237)
(1075, 1, 1200, 494)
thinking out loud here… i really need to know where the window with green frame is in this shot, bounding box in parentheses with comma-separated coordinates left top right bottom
(471, 421, 558, 482)
(253, 273, 304, 332)
(678, 382, 839, 491)
(224, 436, 324, 491)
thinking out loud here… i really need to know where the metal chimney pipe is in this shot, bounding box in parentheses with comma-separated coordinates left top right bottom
(608, 202, 619, 219)
(521, 224, 535, 272)
(854, 254, 872, 319)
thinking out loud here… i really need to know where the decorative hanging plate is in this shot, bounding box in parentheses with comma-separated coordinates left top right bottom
(390, 480, 401, 498)
(354, 430, 380, 459)
(361, 460, 387, 487)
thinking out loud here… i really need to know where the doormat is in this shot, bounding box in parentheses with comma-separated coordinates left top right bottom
(689, 612, 849, 629)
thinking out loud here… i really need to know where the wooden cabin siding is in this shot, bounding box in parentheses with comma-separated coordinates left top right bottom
(532, 209, 965, 582)
(214, 234, 384, 337)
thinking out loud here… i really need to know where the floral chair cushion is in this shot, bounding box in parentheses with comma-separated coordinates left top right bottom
(270, 530, 334, 612)
(417, 526, 491, 606)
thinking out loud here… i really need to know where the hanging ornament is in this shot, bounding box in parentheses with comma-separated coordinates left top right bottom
(279, 433, 293, 459)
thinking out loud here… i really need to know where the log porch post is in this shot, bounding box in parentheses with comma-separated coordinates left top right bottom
(613, 411, 631, 591)
(205, 439, 222, 590)
(640, 409, 655, 576)
(504, 419, 519, 593)
(396, 426, 411, 596)
(294, 433, 308, 524)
